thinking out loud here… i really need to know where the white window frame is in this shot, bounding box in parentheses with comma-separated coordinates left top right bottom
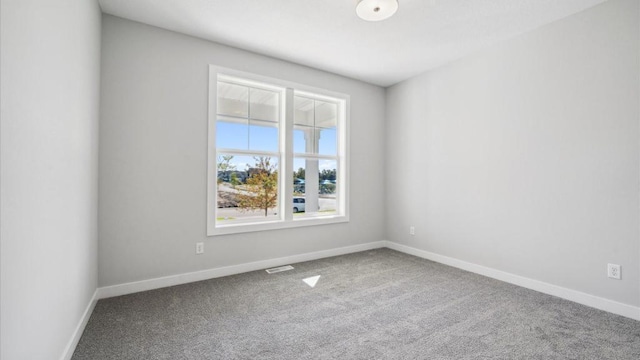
(207, 66, 349, 236)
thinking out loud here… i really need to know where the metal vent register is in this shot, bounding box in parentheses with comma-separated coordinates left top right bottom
(265, 265, 294, 274)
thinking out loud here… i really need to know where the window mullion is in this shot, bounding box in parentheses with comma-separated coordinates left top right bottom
(283, 88, 294, 222)
(292, 153, 338, 161)
(216, 148, 280, 157)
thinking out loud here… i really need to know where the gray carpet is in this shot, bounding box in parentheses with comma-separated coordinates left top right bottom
(72, 249, 640, 359)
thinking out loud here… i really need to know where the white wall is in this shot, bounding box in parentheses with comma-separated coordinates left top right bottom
(98, 16, 386, 287)
(386, 0, 639, 307)
(0, 0, 101, 359)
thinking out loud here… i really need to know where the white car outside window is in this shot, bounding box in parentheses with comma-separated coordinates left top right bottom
(293, 197, 306, 213)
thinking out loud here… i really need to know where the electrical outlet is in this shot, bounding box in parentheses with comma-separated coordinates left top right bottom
(607, 263, 620, 280)
(196, 242, 204, 255)
(409, 226, 415, 236)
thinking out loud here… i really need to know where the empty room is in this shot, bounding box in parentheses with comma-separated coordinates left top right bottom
(2, 0, 640, 359)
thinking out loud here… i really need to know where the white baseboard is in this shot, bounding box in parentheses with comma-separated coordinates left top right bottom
(60, 289, 98, 360)
(94, 239, 639, 320)
(96, 241, 386, 299)
(384, 241, 640, 321)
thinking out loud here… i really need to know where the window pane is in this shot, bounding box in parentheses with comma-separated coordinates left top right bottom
(250, 88, 279, 122)
(293, 157, 306, 196)
(217, 82, 248, 118)
(217, 119, 248, 150)
(294, 98, 337, 155)
(217, 155, 280, 224)
(317, 127, 337, 155)
(294, 96, 314, 127)
(319, 159, 338, 215)
(249, 120, 278, 152)
(292, 157, 337, 217)
(315, 101, 337, 128)
(294, 127, 312, 154)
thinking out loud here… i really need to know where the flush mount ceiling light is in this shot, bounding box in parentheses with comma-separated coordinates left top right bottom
(356, 0, 399, 22)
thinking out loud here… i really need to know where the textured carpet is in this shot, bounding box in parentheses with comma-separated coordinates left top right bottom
(72, 249, 640, 359)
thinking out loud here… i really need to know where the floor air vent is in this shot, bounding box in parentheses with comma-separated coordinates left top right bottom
(265, 265, 294, 274)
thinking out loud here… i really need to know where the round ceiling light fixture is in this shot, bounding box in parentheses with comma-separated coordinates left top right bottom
(356, 0, 399, 22)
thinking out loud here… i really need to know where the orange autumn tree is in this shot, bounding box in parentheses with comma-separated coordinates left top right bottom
(237, 157, 278, 216)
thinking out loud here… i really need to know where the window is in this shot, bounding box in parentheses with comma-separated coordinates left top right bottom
(208, 67, 349, 235)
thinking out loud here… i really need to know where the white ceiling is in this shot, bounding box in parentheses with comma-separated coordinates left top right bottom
(98, 0, 606, 87)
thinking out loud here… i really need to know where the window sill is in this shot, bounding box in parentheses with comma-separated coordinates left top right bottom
(208, 215, 349, 236)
